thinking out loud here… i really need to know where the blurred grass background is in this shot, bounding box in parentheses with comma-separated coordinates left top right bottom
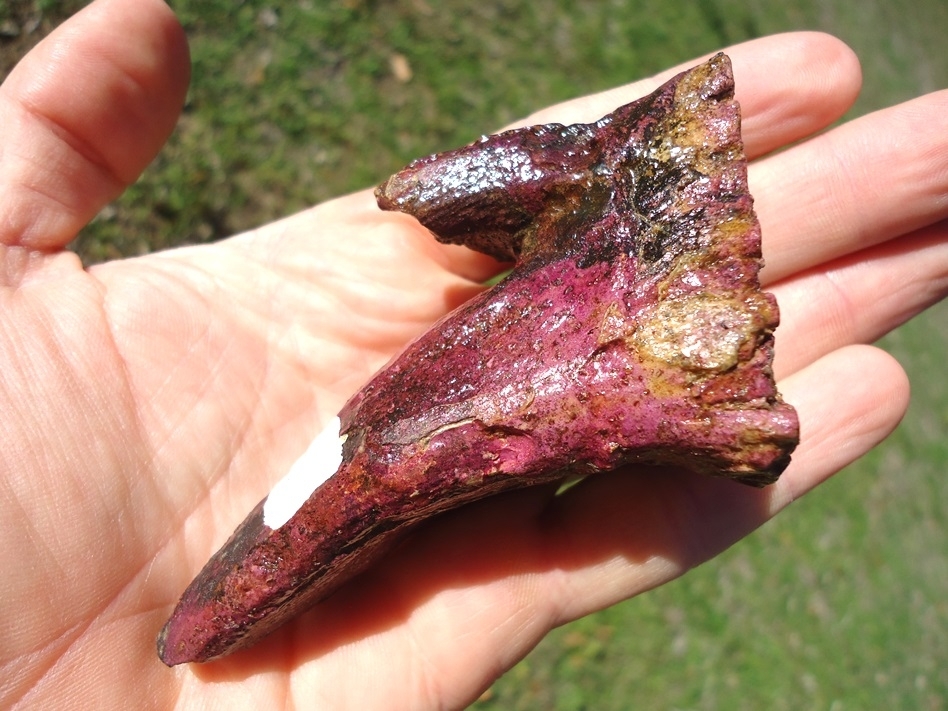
(2, 1, 946, 708)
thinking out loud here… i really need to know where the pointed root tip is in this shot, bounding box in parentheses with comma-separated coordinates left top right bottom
(156, 614, 204, 667)
(156, 621, 179, 667)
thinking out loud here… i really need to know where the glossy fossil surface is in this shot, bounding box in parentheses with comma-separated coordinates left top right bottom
(157, 53, 798, 666)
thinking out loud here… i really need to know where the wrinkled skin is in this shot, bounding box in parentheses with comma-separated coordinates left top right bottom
(1, 0, 946, 708)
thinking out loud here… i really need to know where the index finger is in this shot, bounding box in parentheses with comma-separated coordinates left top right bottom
(515, 32, 861, 160)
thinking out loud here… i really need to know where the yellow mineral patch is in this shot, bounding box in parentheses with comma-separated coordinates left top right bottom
(631, 293, 756, 373)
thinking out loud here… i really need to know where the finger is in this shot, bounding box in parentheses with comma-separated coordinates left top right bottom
(0, 0, 189, 251)
(755, 89, 948, 285)
(516, 32, 861, 160)
(535, 344, 908, 624)
(773, 221, 948, 379)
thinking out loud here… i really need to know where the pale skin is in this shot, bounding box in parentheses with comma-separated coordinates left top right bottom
(1, 0, 946, 708)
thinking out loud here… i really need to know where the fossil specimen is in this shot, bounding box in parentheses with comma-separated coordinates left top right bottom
(157, 53, 799, 666)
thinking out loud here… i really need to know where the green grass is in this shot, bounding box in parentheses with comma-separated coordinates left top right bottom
(2, 1, 946, 708)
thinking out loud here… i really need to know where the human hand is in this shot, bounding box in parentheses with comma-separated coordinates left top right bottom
(1, 0, 945, 709)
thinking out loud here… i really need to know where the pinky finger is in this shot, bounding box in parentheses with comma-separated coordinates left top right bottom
(538, 344, 910, 624)
(771, 344, 910, 507)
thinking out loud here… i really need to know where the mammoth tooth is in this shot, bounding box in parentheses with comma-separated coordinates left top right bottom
(157, 53, 799, 666)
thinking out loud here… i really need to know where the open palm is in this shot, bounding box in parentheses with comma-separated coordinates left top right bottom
(2, 1, 946, 709)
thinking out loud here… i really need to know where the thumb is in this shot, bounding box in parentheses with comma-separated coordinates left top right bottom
(0, 0, 189, 251)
